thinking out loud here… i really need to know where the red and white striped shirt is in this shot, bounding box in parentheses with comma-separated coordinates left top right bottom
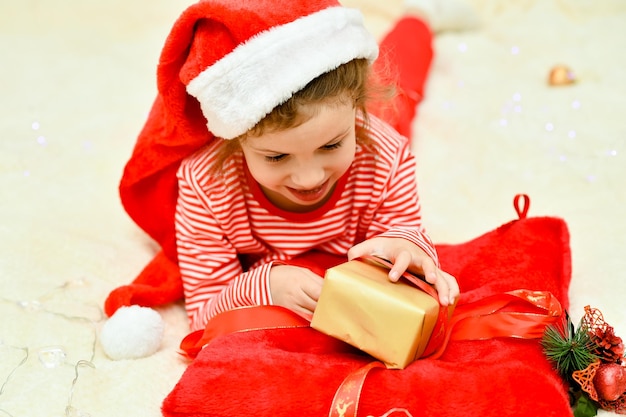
(175, 115, 438, 330)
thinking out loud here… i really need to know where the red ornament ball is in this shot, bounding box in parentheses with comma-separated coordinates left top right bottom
(593, 362, 626, 402)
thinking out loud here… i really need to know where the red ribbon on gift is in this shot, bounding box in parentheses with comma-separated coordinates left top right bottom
(180, 305, 310, 358)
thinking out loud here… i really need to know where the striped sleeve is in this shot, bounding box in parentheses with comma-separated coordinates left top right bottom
(175, 162, 273, 331)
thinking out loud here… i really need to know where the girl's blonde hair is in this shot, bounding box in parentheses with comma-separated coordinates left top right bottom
(213, 58, 390, 171)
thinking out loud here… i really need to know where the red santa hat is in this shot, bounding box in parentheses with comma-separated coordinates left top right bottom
(106, 0, 378, 316)
(179, 0, 379, 140)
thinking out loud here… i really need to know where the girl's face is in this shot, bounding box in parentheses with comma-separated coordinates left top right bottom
(240, 100, 357, 212)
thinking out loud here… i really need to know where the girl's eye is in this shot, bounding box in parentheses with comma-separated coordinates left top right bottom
(322, 140, 343, 151)
(263, 139, 343, 162)
(265, 154, 287, 163)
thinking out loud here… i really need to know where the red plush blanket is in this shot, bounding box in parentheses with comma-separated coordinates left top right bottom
(159, 201, 573, 417)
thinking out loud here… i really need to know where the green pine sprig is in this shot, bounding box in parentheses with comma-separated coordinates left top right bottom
(541, 312, 598, 381)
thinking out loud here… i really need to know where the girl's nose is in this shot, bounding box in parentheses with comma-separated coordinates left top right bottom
(291, 164, 325, 189)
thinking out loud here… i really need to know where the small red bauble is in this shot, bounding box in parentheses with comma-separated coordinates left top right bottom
(593, 362, 626, 402)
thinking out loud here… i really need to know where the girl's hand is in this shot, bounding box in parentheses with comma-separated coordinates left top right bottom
(347, 237, 459, 306)
(269, 265, 324, 320)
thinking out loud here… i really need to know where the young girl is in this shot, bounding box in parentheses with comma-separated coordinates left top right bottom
(108, 0, 459, 331)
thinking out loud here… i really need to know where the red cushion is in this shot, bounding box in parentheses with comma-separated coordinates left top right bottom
(162, 215, 573, 417)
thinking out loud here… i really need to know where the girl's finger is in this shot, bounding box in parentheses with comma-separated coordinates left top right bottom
(388, 250, 411, 281)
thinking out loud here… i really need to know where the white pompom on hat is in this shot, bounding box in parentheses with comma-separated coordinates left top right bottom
(177, 0, 379, 140)
(100, 306, 165, 360)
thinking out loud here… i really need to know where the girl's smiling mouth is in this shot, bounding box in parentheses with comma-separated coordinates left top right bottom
(286, 179, 330, 203)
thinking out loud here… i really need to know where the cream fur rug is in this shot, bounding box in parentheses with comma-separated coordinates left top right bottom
(0, 0, 624, 415)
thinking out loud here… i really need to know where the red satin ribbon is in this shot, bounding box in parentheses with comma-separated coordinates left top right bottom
(328, 361, 387, 417)
(180, 305, 309, 358)
(427, 288, 562, 359)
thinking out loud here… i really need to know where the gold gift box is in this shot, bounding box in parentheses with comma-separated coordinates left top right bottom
(311, 258, 440, 369)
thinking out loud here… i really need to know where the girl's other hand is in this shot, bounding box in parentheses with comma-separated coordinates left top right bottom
(269, 265, 324, 320)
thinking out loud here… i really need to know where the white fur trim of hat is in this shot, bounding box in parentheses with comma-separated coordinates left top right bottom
(186, 6, 378, 140)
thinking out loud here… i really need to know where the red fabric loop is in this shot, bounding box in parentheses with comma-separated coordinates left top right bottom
(514, 194, 530, 219)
